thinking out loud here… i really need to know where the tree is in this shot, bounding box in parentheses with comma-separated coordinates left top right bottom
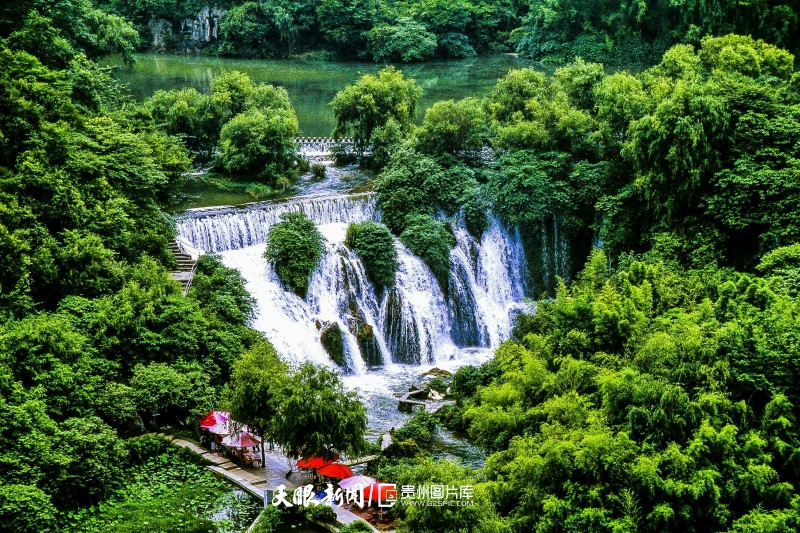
(345, 221, 398, 287)
(415, 97, 487, 157)
(367, 18, 437, 62)
(272, 363, 367, 460)
(225, 342, 289, 466)
(265, 211, 325, 296)
(130, 362, 214, 425)
(330, 67, 421, 154)
(218, 108, 299, 184)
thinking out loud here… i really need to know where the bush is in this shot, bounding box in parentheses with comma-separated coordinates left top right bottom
(218, 108, 299, 184)
(310, 163, 326, 180)
(345, 221, 398, 287)
(340, 520, 374, 532)
(265, 212, 325, 296)
(305, 504, 337, 523)
(367, 18, 437, 62)
(399, 215, 455, 286)
(249, 506, 286, 533)
(393, 409, 439, 449)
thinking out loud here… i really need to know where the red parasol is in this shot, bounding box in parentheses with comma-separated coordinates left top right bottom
(296, 453, 339, 469)
(317, 463, 353, 479)
(199, 411, 229, 429)
(363, 483, 398, 502)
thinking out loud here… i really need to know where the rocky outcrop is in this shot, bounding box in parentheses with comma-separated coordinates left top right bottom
(148, 5, 227, 52)
(319, 322, 345, 368)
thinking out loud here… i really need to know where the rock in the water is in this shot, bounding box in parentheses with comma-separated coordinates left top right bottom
(423, 367, 453, 379)
(320, 323, 345, 367)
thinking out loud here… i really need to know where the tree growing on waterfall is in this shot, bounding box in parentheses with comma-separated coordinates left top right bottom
(271, 363, 368, 460)
(345, 221, 398, 287)
(330, 66, 421, 157)
(265, 211, 325, 297)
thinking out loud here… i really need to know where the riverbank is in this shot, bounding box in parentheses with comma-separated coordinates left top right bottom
(103, 53, 533, 137)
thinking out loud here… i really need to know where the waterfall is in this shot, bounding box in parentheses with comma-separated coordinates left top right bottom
(176, 194, 529, 372)
(176, 193, 377, 252)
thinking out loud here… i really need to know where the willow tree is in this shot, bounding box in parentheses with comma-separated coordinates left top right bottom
(330, 66, 421, 155)
(225, 342, 289, 467)
(271, 363, 367, 460)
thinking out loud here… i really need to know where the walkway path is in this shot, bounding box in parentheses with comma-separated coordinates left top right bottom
(163, 434, 378, 531)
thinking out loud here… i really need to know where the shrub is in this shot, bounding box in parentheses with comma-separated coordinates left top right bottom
(310, 163, 326, 180)
(399, 215, 455, 286)
(305, 504, 337, 523)
(218, 108, 299, 184)
(265, 212, 325, 296)
(393, 409, 439, 449)
(345, 221, 398, 287)
(340, 520, 374, 532)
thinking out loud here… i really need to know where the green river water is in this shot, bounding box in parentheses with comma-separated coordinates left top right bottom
(108, 53, 535, 137)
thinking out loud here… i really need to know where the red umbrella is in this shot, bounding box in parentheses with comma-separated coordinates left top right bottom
(363, 483, 398, 502)
(317, 463, 353, 479)
(296, 454, 339, 469)
(199, 411, 229, 429)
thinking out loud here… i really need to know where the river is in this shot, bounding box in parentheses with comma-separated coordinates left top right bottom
(107, 53, 534, 137)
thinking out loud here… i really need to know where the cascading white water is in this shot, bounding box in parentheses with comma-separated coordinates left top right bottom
(175, 193, 529, 373)
(178, 193, 377, 252)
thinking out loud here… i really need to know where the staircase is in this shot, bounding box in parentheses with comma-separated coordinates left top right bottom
(168, 239, 198, 295)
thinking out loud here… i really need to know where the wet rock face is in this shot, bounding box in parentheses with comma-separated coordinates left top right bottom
(383, 289, 422, 365)
(448, 258, 483, 347)
(320, 322, 345, 367)
(353, 321, 382, 367)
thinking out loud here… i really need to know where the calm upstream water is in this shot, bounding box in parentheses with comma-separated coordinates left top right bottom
(108, 53, 534, 136)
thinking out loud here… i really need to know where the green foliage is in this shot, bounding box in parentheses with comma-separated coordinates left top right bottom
(393, 409, 439, 448)
(304, 503, 337, 522)
(265, 211, 325, 295)
(218, 108, 299, 183)
(389, 458, 509, 533)
(456, 252, 800, 531)
(71, 446, 260, 533)
(2, 0, 139, 68)
(339, 520, 373, 533)
(515, 0, 800, 64)
(331, 67, 421, 155)
(367, 17, 437, 62)
(224, 342, 289, 439)
(0, 35, 261, 529)
(415, 97, 488, 157)
(345, 221, 398, 287)
(375, 146, 475, 234)
(271, 363, 368, 459)
(0, 484, 56, 533)
(130, 362, 214, 423)
(400, 214, 456, 286)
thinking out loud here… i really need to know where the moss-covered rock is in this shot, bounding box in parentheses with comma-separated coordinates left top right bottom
(320, 322, 345, 367)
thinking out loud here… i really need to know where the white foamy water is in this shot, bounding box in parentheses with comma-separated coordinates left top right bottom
(177, 194, 530, 374)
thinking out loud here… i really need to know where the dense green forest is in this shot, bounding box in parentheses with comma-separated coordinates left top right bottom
(330, 32, 800, 533)
(80, 0, 800, 63)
